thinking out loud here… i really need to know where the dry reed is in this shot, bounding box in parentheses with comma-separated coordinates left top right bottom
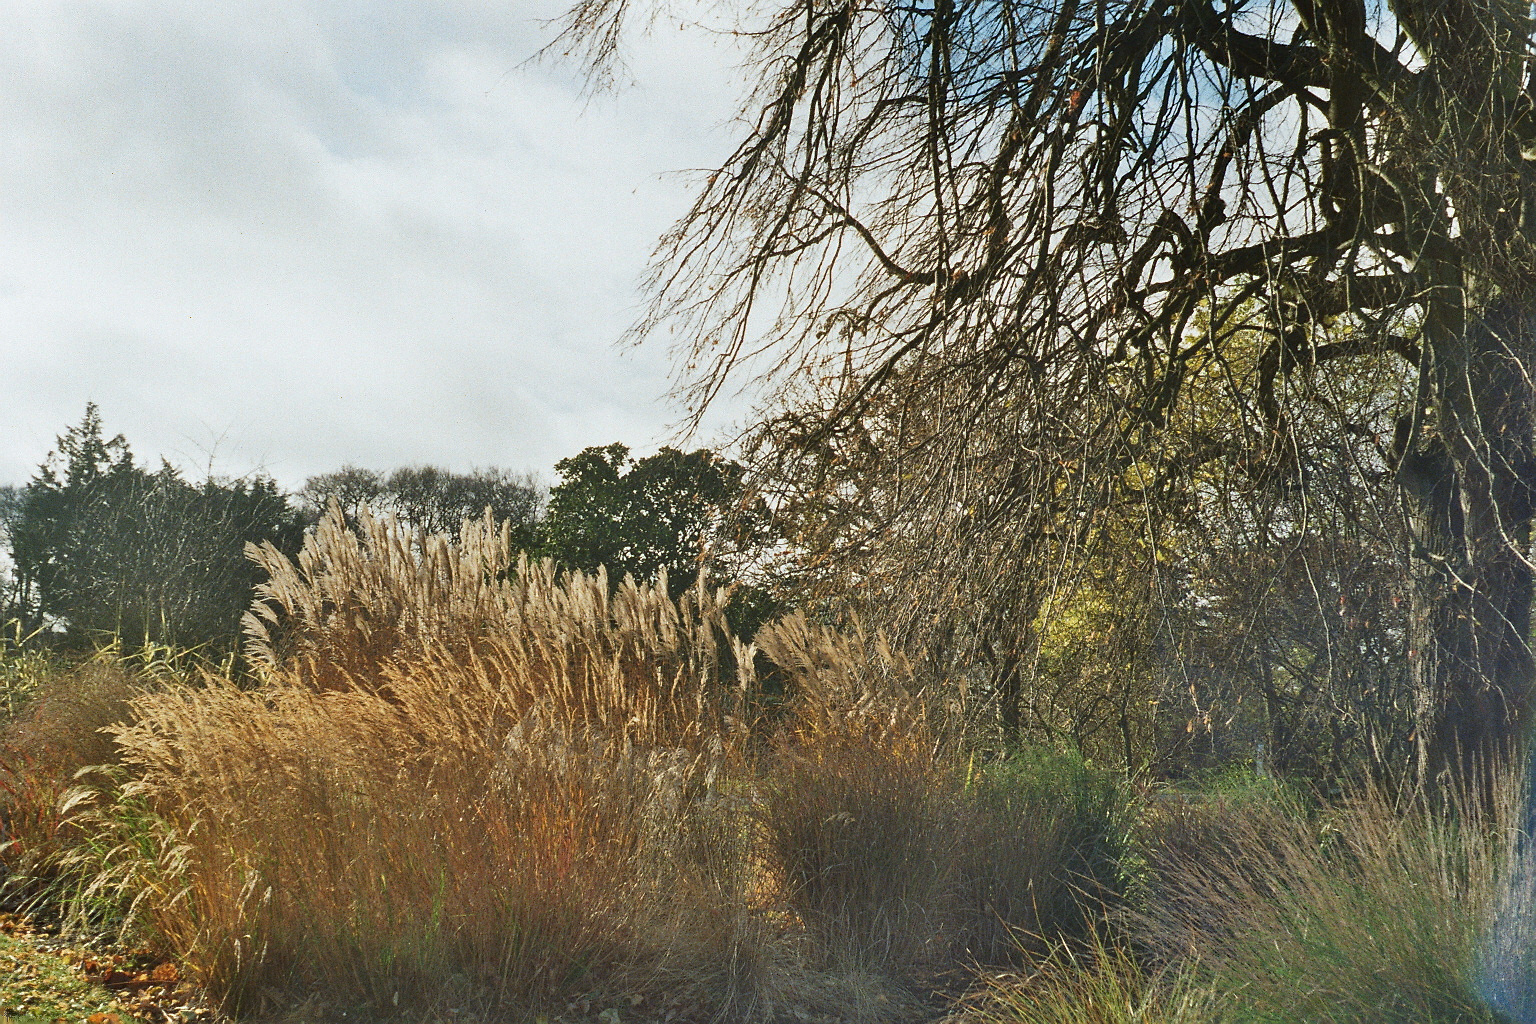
(16, 507, 1142, 1023)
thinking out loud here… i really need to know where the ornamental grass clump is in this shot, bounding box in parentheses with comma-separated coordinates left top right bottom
(1137, 768, 1521, 1024)
(107, 506, 765, 1018)
(33, 506, 1164, 1022)
(946, 935, 1214, 1024)
(754, 613, 964, 977)
(956, 747, 1137, 965)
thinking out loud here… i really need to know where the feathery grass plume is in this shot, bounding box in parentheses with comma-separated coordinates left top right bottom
(112, 510, 770, 1018)
(43, 765, 190, 945)
(1136, 767, 1520, 1024)
(242, 502, 522, 688)
(244, 504, 755, 724)
(757, 611, 942, 758)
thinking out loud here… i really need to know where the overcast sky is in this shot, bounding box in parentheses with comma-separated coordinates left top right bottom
(0, 1, 749, 491)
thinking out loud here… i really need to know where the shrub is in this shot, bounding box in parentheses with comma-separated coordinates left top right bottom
(761, 731, 963, 974)
(0, 622, 64, 722)
(752, 619, 1137, 977)
(0, 655, 160, 932)
(4, 658, 139, 776)
(754, 614, 963, 976)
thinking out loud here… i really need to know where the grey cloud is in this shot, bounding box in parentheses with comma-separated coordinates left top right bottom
(0, 1, 747, 491)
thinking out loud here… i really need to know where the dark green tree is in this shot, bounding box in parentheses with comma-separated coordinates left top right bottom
(9, 405, 305, 649)
(0, 484, 27, 622)
(542, 444, 778, 633)
(9, 404, 137, 635)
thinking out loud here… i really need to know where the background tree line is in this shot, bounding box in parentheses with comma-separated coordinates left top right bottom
(0, 405, 773, 655)
(0, 390, 1453, 787)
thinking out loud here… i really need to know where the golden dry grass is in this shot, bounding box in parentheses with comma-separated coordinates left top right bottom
(1, 507, 1140, 1023)
(107, 507, 763, 1016)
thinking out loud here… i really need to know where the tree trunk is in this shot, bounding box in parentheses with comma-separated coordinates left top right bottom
(1259, 654, 1296, 777)
(1406, 295, 1536, 786)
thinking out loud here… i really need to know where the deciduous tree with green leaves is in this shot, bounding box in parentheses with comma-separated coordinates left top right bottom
(542, 443, 777, 634)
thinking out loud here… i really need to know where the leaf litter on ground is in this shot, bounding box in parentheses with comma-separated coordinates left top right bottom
(0, 912, 218, 1024)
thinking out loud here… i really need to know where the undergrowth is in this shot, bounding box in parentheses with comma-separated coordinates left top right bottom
(1137, 770, 1524, 1024)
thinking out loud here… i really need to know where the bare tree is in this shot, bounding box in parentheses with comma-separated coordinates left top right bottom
(746, 343, 1417, 780)
(301, 466, 544, 548)
(565, 0, 1536, 780)
(299, 466, 386, 525)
